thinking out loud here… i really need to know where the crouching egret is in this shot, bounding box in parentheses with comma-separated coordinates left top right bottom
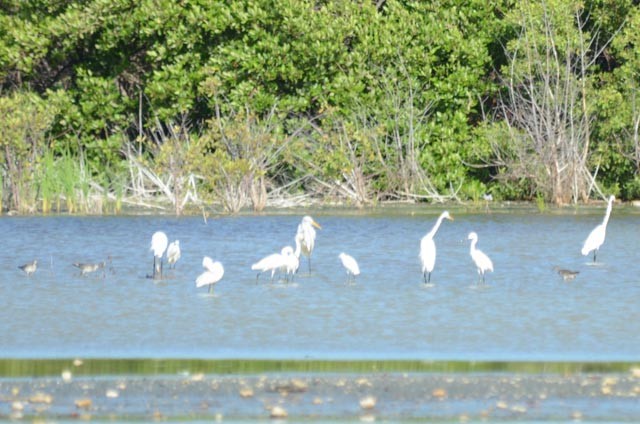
(296, 216, 321, 272)
(196, 256, 224, 293)
(581, 195, 615, 263)
(150, 231, 168, 279)
(338, 252, 360, 283)
(167, 240, 181, 269)
(251, 247, 290, 282)
(419, 211, 453, 284)
(18, 260, 37, 277)
(468, 231, 493, 284)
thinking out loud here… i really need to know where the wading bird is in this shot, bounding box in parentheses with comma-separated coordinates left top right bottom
(167, 240, 181, 269)
(251, 247, 289, 282)
(296, 216, 321, 272)
(554, 266, 579, 281)
(196, 256, 224, 293)
(18, 260, 37, 277)
(73, 261, 106, 277)
(338, 252, 360, 283)
(468, 231, 493, 284)
(150, 231, 168, 279)
(419, 211, 453, 284)
(581, 195, 615, 263)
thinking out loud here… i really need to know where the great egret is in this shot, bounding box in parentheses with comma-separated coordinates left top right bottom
(283, 238, 301, 282)
(581, 195, 615, 263)
(196, 256, 224, 293)
(468, 231, 493, 284)
(419, 211, 453, 284)
(150, 231, 168, 279)
(296, 216, 321, 272)
(251, 247, 289, 282)
(338, 252, 360, 283)
(167, 240, 181, 269)
(73, 261, 106, 277)
(554, 266, 579, 281)
(18, 260, 37, 277)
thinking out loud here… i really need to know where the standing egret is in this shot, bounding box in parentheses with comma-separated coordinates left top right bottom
(18, 260, 37, 277)
(581, 195, 615, 263)
(196, 256, 224, 293)
(150, 231, 168, 279)
(338, 252, 360, 283)
(468, 231, 493, 284)
(167, 240, 181, 269)
(251, 247, 289, 282)
(419, 211, 454, 284)
(283, 237, 301, 282)
(296, 216, 321, 272)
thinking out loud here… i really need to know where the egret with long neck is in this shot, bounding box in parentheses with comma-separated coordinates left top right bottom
(581, 195, 615, 263)
(419, 211, 453, 284)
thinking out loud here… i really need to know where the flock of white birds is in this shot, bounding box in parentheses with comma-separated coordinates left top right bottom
(16, 195, 616, 288)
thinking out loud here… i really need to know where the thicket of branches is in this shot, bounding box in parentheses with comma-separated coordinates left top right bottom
(0, 0, 639, 214)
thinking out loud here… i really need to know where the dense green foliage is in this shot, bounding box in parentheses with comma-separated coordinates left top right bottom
(0, 0, 638, 213)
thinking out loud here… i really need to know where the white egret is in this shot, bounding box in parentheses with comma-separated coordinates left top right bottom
(283, 238, 301, 282)
(338, 252, 360, 283)
(18, 260, 37, 277)
(251, 248, 289, 282)
(196, 256, 224, 293)
(167, 240, 181, 269)
(581, 195, 615, 263)
(419, 211, 453, 284)
(150, 231, 168, 279)
(296, 216, 321, 272)
(468, 231, 493, 284)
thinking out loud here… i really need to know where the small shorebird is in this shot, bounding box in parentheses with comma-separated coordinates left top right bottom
(18, 260, 37, 277)
(73, 262, 106, 277)
(167, 240, 181, 269)
(554, 267, 579, 281)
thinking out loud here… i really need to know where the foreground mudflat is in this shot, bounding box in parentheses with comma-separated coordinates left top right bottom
(2, 372, 640, 421)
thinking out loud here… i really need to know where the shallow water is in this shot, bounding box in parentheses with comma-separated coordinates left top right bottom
(1, 206, 639, 361)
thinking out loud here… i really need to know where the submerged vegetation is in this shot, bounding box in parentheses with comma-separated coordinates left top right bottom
(1, 0, 640, 214)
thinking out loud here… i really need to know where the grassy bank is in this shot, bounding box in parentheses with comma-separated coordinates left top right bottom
(1, 358, 639, 378)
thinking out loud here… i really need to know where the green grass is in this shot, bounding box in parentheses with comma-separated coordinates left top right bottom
(0, 358, 638, 378)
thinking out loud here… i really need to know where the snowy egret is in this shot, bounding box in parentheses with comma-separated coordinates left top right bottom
(150, 231, 168, 279)
(18, 260, 37, 277)
(581, 195, 615, 263)
(338, 252, 360, 283)
(419, 211, 453, 284)
(167, 240, 181, 269)
(196, 256, 224, 293)
(296, 216, 321, 272)
(554, 266, 579, 281)
(468, 232, 493, 284)
(73, 261, 106, 277)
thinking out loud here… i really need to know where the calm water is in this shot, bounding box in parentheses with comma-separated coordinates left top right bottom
(1, 206, 639, 361)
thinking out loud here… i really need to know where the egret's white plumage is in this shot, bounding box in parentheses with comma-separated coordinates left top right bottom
(338, 252, 360, 282)
(283, 237, 301, 281)
(296, 216, 321, 272)
(468, 231, 493, 284)
(581, 195, 615, 263)
(419, 211, 453, 284)
(251, 248, 289, 282)
(196, 257, 224, 293)
(167, 240, 181, 269)
(150, 231, 168, 279)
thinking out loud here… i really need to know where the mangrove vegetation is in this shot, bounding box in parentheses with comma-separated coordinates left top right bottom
(1, 0, 640, 214)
